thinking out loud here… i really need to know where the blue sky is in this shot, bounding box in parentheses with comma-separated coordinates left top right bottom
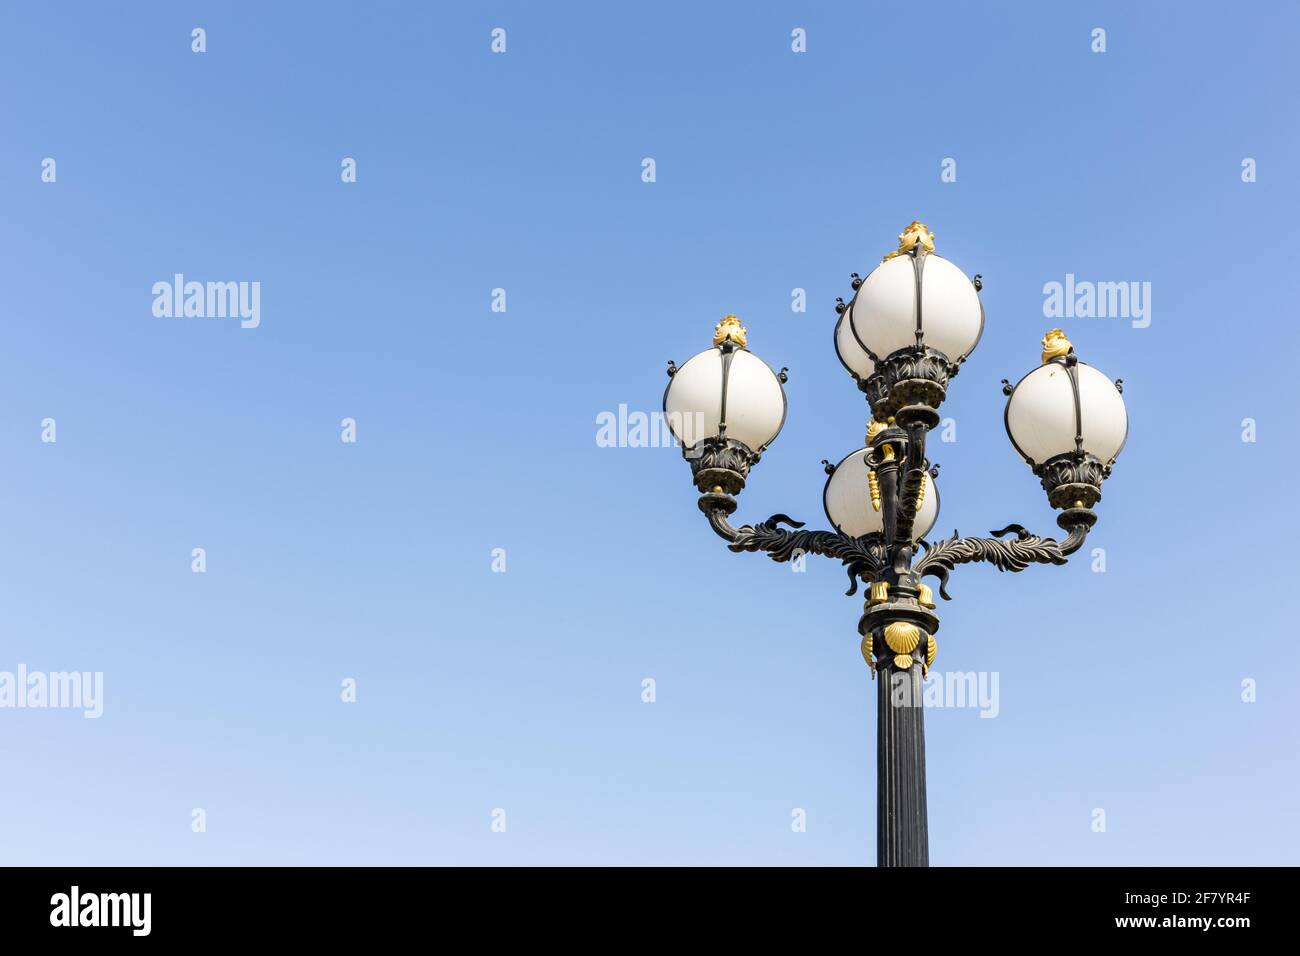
(1, 1, 1297, 865)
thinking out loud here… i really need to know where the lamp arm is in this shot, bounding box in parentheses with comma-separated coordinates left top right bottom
(912, 518, 1092, 600)
(697, 492, 888, 595)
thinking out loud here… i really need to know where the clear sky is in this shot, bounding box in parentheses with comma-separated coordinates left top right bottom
(1, 2, 1297, 866)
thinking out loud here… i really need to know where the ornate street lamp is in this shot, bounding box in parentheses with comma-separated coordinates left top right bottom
(662, 222, 1127, 867)
(663, 313, 788, 495)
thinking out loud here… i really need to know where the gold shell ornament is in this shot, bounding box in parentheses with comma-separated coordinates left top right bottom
(1041, 328, 1072, 363)
(893, 654, 913, 670)
(713, 313, 748, 348)
(861, 634, 876, 677)
(926, 635, 937, 670)
(884, 621, 922, 655)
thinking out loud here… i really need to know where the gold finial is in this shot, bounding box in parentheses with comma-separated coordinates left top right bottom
(712, 314, 747, 348)
(1041, 328, 1072, 363)
(882, 221, 936, 262)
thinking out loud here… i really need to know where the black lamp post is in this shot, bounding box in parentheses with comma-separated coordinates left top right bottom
(662, 222, 1128, 867)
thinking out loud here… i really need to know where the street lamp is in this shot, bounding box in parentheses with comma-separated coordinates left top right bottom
(662, 222, 1127, 867)
(662, 314, 788, 495)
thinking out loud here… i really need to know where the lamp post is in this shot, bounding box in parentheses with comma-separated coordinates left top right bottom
(662, 222, 1128, 867)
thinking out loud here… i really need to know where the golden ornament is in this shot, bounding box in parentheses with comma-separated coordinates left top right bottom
(712, 313, 747, 348)
(882, 221, 936, 262)
(884, 621, 921, 654)
(1041, 328, 1072, 363)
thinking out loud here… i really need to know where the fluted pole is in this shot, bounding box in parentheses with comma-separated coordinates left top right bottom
(876, 655, 929, 866)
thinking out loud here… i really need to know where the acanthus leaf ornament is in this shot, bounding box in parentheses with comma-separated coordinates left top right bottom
(687, 436, 761, 495)
(913, 521, 1088, 600)
(699, 493, 888, 595)
(1035, 452, 1105, 509)
(863, 348, 956, 420)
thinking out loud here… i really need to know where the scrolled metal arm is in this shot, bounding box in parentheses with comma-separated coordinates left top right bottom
(698, 492, 887, 595)
(912, 515, 1093, 600)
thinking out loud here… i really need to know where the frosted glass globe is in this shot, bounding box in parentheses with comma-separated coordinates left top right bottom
(846, 254, 983, 364)
(835, 310, 875, 380)
(823, 448, 939, 539)
(1005, 360, 1127, 465)
(664, 347, 786, 452)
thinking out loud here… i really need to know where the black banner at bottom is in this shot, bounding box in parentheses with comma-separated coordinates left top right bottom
(0, 866, 1284, 941)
